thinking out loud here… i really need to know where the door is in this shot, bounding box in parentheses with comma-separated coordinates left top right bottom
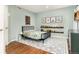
(0, 6, 8, 54)
(4, 6, 8, 45)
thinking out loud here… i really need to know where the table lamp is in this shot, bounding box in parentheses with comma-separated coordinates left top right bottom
(74, 6, 79, 30)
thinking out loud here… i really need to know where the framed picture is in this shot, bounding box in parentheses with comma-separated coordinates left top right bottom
(55, 16, 63, 23)
(50, 17, 55, 23)
(25, 16, 30, 25)
(46, 17, 51, 23)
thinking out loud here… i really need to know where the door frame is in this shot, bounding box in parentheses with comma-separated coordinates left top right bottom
(0, 5, 8, 54)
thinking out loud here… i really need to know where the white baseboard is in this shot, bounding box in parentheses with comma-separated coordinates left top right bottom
(6, 39, 19, 45)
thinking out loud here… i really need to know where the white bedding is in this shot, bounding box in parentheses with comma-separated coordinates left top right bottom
(22, 30, 46, 40)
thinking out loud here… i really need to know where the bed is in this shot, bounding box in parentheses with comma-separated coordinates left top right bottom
(20, 26, 51, 42)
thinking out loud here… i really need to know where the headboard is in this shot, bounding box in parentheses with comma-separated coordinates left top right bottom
(22, 26, 34, 32)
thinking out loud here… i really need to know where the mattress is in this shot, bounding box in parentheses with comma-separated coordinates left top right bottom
(22, 30, 47, 40)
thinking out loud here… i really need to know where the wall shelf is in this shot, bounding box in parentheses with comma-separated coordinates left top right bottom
(41, 26, 64, 28)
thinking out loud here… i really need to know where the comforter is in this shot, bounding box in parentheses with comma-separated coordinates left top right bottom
(22, 31, 47, 40)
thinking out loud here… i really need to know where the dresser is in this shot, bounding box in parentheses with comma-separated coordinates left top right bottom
(68, 30, 79, 54)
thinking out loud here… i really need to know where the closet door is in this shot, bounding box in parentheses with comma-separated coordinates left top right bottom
(4, 6, 8, 45)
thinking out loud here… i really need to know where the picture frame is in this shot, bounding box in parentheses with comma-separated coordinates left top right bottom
(50, 16, 55, 23)
(55, 16, 63, 23)
(41, 16, 63, 24)
(46, 17, 51, 23)
(25, 16, 30, 25)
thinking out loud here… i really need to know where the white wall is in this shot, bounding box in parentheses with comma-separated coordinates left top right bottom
(8, 6, 36, 41)
(73, 21, 77, 30)
(35, 6, 76, 36)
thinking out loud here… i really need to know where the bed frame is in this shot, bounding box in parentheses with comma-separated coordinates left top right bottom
(22, 26, 34, 32)
(21, 26, 51, 43)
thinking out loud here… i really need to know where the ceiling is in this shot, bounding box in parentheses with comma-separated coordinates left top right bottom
(17, 5, 71, 13)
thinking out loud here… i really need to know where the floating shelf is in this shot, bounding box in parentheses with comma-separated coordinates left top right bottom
(41, 29, 64, 33)
(41, 25, 64, 33)
(41, 26, 64, 28)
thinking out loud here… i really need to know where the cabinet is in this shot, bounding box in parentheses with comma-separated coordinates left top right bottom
(71, 33, 79, 53)
(68, 30, 79, 53)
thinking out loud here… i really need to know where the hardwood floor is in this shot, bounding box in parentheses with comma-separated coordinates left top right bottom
(6, 41, 49, 54)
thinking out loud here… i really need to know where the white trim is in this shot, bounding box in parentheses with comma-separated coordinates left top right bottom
(0, 6, 6, 54)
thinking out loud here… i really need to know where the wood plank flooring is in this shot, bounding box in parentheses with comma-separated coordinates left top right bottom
(6, 41, 49, 54)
